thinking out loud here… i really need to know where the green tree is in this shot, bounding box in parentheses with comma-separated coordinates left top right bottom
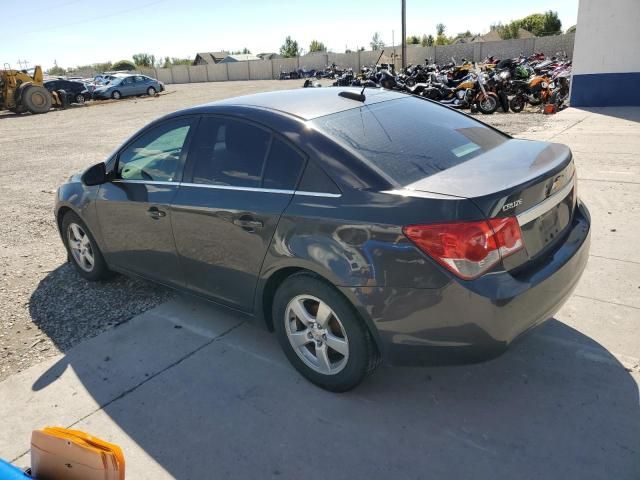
(132, 53, 156, 67)
(406, 35, 420, 45)
(162, 57, 191, 68)
(496, 10, 562, 39)
(93, 61, 113, 72)
(542, 10, 562, 35)
(111, 60, 136, 71)
(493, 21, 520, 39)
(566, 25, 576, 34)
(370, 32, 385, 51)
(280, 36, 300, 57)
(309, 40, 327, 52)
(47, 60, 65, 76)
(435, 23, 450, 45)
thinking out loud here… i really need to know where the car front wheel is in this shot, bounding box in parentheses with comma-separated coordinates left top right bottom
(111, 90, 121, 100)
(273, 274, 379, 392)
(147, 86, 157, 96)
(62, 212, 112, 281)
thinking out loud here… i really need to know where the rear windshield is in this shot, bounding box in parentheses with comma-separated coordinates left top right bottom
(311, 96, 508, 186)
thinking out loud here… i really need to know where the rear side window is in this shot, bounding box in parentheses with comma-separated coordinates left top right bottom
(312, 97, 507, 186)
(188, 117, 270, 188)
(263, 138, 305, 190)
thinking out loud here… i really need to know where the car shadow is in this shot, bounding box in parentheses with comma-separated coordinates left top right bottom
(28, 263, 172, 353)
(26, 269, 640, 479)
(0, 104, 88, 120)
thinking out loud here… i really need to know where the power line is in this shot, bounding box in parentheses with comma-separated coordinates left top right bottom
(7, 0, 84, 21)
(21, 0, 168, 35)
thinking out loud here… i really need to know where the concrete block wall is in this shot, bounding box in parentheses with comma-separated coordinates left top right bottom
(188, 65, 207, 83)
(299, 53, 328, 70)
(207, 64, 228, 82)
(274, 58, 299, 75)
(248, 60, 272, 80)
(328, 52, 360, 71)
(535, 33, 575, 58)
(434, 43, 475, 64)
(404, 46, 436, 65)
(227, 62, 250, 81)
(171, 65, 190, 84)
(149, 33, 576, 85)
(155, 68, 173, 84)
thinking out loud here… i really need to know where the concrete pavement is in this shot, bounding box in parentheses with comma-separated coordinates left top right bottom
(1, 107, 639, 479)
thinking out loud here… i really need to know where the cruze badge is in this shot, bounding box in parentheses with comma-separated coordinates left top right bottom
(502, 199, 523, 212)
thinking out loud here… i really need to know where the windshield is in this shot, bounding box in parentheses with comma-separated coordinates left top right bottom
(311, 96, 508, 186)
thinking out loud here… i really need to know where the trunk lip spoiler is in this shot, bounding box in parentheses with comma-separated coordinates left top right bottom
(516, 174, 576, 227)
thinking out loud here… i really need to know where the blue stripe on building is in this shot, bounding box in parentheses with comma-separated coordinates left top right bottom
(571, 72, 640, 107)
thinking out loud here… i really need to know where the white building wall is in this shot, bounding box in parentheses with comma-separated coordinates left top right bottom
(571, 0, 640, 106)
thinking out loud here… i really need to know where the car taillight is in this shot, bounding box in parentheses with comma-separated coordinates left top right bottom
(403, 217, 524, 280)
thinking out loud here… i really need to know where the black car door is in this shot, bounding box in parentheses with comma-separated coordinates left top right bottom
(171, 115, 306, 311)
(95, 116, 197, 287)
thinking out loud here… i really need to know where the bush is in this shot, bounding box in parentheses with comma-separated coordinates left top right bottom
(111, 60, 136, 71)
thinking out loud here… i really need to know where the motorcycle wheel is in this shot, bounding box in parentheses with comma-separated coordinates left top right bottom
(509, 95, 526, 113)
(476, 94, 498, 114)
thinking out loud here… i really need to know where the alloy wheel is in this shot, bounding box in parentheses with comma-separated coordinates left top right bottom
(67, 223, 95, 272)
(284, 295, 349, 375)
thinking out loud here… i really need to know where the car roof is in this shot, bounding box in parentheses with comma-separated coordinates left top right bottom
(197, 87, 407, 120)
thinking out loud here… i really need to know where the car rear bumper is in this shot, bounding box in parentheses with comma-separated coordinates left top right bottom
(340, 201, 591, 366)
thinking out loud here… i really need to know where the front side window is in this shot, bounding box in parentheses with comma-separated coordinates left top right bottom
(118, 118, 193, 182)
(188, 117, 270, 188)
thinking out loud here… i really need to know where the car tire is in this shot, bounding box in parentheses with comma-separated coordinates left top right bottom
(111, 90, 121, 100)
(61, 211, 112, 281)
(22, 85, 52, 114)
(75, 93, 85, 104)
(147, 86, 157, 96)
(273, 273, 379, 392)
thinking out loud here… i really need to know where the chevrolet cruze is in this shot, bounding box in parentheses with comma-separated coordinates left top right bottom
(55, 88, 590, 391)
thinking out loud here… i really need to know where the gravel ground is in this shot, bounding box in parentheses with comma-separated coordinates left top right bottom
(0, 80, 553, 381)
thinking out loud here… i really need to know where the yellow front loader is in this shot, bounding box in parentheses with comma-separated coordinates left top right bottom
(0, 64, 58, 114)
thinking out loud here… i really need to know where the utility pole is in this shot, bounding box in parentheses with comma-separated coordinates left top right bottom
(392, 30, 396, 68)
(401, 0, 407, 69)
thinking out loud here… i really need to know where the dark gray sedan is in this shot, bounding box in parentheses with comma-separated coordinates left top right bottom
(55, 88, 590, 391)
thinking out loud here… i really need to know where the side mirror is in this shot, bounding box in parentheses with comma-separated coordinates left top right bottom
(82, 162, 108, 186)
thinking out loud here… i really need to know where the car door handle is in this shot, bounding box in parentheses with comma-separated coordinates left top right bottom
(147, 206, 166, 219)
(233, 217, 263, 230)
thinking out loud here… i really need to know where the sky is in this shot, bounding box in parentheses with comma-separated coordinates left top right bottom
(1, 0, 578, 70)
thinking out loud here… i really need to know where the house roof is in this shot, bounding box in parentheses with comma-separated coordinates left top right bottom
(218, 54, 261, 63)
(468, 28, 535, 43)
(194, 52, 228, 65)
(257, 52, 281, 60)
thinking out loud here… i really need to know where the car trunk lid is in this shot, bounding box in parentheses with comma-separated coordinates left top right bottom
(403, 139, 577, 268)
